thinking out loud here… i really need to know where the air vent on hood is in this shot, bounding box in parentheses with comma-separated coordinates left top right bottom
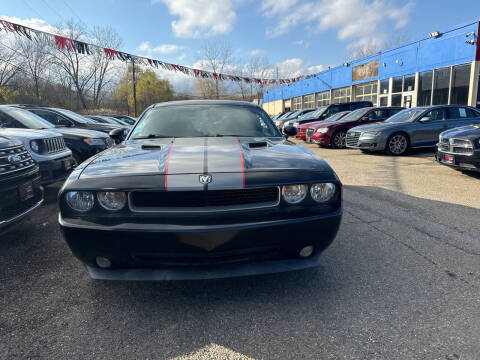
(248, 141, 268, 149)
(141, 144, 163, 150)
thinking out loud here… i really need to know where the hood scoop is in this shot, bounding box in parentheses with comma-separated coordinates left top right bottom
(141, 143, 163, 150)
(248, 141, 268, 149)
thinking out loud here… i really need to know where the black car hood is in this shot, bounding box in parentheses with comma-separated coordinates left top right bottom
(53, 127, 109, 139)
(441, 124, 480, 140)
(72, 137, 333, 190)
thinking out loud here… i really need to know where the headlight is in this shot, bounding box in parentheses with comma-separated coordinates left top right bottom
(310, 183, 336, 203)
(30, 140, 41, 153)
(275, 121, 281, 126)
(65, 191, 94, 212)
(282, 184, 307, 204)
(316, 128, 328, 133)
(97, 191, 127, 211)
(83, 138, 106, 146)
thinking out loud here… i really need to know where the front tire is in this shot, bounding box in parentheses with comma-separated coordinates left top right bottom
(332, 131, 346, 149)
(386, 133, 409, 155)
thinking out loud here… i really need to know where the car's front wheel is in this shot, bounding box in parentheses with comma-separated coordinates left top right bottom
(386, 133, 409, 155)
(332, 131, 346, 148)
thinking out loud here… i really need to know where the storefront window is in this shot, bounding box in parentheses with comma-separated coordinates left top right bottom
(380, 79, 389, 95)
(333, 87, 351, 103)
(293, 97, 302, 110)
(392, 77, 403, 93)
(403, 74, 415, 92)
(303, 94, 315, 109)
(391, 94, 402, 106)
(432, 67, 451, 105)
(380, 96, 388, 106)
(418, 70, 433, 106)
(450, 64, 471, 105)
(354, 82, 377, 105)
(316, 91, 330, 106)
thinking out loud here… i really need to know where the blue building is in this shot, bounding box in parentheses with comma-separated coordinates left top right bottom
(262, 20, 480, 114)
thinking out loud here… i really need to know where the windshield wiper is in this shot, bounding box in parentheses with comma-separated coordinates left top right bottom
(211, 134, 253, 137)
(133, 134, 173, 139)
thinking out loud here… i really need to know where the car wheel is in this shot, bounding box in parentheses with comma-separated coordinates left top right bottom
(332, 131, 347, 148)
(386, 133, 409, 155)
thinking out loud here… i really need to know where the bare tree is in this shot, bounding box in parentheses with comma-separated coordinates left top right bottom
(234, 56, 273, 101)
(200, 40, 233, 99)
(0, 43, 20, 87)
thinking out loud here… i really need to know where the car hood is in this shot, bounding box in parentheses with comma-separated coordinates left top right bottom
(53, 127, 109, 139)
(441, 124, 480, 140)
(0, 128, 61, 139)
(0, 134, 22, 148)
(75, 137, 332, 189)
(299, 120, 325, 129)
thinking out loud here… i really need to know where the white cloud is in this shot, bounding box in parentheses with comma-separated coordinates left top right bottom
(248, 49, 264, 56)
(294, 40, 310, 49)
(0, 15, 59, 33)
(261, 0, 414, 50)
(136, 41, 184, 55)
(275, 58, 327, 78)
(156, 0, 243, 38)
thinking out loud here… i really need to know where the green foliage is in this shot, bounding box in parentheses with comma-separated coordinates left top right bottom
(114, 66, 174, 114)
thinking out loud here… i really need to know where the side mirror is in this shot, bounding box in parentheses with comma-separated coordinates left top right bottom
(284, 125, 298, 138)
(109, 127, 126, 143)
(419, 116, 431, 123)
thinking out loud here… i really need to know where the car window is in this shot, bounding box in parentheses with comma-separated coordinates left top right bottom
(367, 110, 388, 120)
(1, 108, 55, 129)
(388, 108, 402, 117)
(447, 107, 469, 120)
(425, 108, 446, 121)
(466, 108, 480, 118)
(0, 111, 18, 128)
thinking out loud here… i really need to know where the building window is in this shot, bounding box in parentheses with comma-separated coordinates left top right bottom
(354, 82, 377, 105)
(380, 79, 389, 95)
(392, 77, 403, 93)
(432, 67, 451, 105)
(316, 91, 330, 106)
(333, 87, 351, 103)
(403, 74, 415, 92)
(450, 64, 471, 105)
(391, 94, 402, 106)
(418, 70, 433, 106)
(380, 96, 388, 106)
(292, 96, 302, 110)
(303, 94, 315, 109)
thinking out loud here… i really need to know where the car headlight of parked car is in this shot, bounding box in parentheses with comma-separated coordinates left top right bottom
(282, 184, 308, 204)
(310, 183, 336, 203)
(316, 128, 328, 133)
(83, 138, 107, 146)
(30, 139, 41, 153)
(65, 191, 95, 212)
(360, 131, 382, 138)
(282, 183, 336, 204)
(97, 191, 127, 211)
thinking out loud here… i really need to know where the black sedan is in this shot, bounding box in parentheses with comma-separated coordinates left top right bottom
(436, 124, 480, 172)
(59, 100, 342, 280)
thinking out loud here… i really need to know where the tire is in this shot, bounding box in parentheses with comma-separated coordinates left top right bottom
(386, 133, 409, 156)
(332, 131, 347, 149)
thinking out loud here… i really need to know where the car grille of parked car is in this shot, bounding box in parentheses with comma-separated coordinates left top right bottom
(306, 128, 315, 138)
(346, 132, 361, 147)
(0, 145, 36, 177)
(439, 138, 473, 155)
(129, 187, 280, 211)
(44, 137, 66, 153)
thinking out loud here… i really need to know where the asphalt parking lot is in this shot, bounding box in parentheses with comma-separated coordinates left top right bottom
(1, 143, 480, 359)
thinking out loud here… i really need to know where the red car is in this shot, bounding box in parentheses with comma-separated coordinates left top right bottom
(306, 107, 404, 148)
(298, 111, 350, 140)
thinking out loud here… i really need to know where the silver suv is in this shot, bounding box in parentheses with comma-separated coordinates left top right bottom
(0, 128, 73, 185)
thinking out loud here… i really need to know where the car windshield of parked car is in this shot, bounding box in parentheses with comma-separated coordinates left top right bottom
(131, 105, 281, 139)
(332, 108, 369, 123)
(385, 108, 425, 123)
(323, 111, 348, 123)
(0, 108, 56, 129)
(277, 112, 292, 120)
(302, 106, 327, 119)
(54, 108, 96, 124)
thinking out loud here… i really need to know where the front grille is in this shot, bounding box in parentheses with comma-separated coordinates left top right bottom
(0, 176, 42, 222)
(0, 145, 36, 177)
(44, 136, 66, 153)
(439, 137, 473, 155)
(130, 187, 280, 211)
(346, 131, 361, 147)
(306, 128, 315, 138)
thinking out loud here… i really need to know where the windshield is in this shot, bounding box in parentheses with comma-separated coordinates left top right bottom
(385, 108, 425, 123)
(300, 106, 327, 120)
(324, 111, 348, 123)
(97, 116, 121, 125)
(277, 112, 292, 120)
(130, 105, 281, 139)
(333, 108, 369, 123)
(54, 108, 96, 124)
(1, 108, 56, 129)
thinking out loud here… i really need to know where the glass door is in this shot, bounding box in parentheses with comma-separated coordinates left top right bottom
(402, 92, 414, 108)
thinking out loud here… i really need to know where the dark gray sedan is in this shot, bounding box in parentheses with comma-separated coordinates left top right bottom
(346, 105, 480, 155)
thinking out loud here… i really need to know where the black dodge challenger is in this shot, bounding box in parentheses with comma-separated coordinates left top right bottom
(59, 100, 342, 280)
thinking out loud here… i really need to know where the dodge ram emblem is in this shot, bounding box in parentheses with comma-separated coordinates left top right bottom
(7, 154, 22, 164)
(199, 174, 212, 184)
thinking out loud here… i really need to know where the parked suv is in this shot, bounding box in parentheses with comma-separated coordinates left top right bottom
(309, 106, 403, 148)
(346, 105, 480, 155)
(6, 106, 114, 164)
(0, 135, 44, 234)
(0, 108, 73, 185)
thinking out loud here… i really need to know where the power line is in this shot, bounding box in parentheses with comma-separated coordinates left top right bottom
(39, 0, 66, 23)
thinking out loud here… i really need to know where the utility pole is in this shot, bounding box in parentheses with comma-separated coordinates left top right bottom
(132, 59, 137, 117)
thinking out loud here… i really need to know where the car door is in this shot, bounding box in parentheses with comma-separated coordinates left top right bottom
(410, 108, 448, 147)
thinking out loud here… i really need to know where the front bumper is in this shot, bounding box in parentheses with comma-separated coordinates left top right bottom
(436, 149, 480, 172)
(350, 137, 387, 151)
(39, 155, 74, 185)
(310, 132, 331, 145)
(60, 209, 342, 280)
(296, 132, 307, 140)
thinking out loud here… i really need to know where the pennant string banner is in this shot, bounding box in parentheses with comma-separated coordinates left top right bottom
(0, 18, 315, 85)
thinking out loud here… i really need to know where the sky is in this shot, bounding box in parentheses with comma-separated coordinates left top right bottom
(1, 0, 480, 92)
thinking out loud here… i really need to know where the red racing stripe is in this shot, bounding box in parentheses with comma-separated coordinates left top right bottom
(165, 138, 176, 191)
(235, 137, 245, 188)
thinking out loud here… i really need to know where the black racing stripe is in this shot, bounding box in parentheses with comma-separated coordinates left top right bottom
(203, 137, 208, 191)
